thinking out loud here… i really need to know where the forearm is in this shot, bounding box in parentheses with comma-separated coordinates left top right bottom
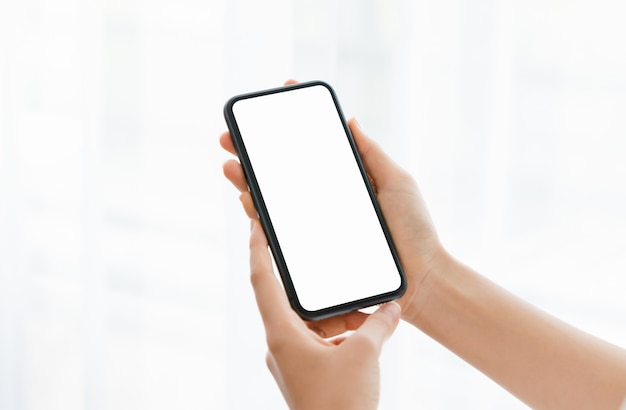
(406, 250, 626, 409)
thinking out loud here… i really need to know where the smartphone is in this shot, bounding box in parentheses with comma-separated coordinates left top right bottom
(223, 81, 406, 321)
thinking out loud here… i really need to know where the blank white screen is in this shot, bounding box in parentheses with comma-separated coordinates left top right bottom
(232, 84, 401, 312)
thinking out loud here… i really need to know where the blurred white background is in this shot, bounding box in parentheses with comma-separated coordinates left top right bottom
(1, 0, 626, 408)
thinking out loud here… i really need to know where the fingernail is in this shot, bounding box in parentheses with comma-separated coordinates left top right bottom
(379, 302, 401, 321)
(353, 117, 361, 129)
(250, 219, 255, 231)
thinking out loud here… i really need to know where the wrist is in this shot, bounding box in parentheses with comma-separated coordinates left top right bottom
(400, 243, 454, 328)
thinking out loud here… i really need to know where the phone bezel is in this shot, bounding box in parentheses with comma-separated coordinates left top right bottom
(223, 80, 406, 321)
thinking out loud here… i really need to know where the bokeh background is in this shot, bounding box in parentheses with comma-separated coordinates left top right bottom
(1, 0, 626, 408)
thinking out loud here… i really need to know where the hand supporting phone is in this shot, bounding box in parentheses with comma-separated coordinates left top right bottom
(224, 81, 406, 321)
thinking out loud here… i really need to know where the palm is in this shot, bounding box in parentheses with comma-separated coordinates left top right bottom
(350, 123, 441, 319)
(220, 118, 441, 333)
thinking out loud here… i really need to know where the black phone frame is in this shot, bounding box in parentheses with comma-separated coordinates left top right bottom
(223, 80, 406, 321)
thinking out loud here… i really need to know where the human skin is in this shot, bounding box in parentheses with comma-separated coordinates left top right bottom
(248, 217, 400, 410)
(221, 81, 626, 409)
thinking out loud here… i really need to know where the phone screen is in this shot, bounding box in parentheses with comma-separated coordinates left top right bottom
(225, 81, 405, 320)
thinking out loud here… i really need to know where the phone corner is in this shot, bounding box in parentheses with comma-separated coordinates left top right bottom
(223, 95, 239, 119)
(396, 272, 408, 299)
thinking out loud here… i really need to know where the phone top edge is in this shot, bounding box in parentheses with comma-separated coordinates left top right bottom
(224, 80, 334, 112)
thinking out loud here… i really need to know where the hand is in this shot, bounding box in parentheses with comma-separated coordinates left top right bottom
(248, 218, 401, 410)
(220, 81, 444, 332)
(225, 82, 626, 410)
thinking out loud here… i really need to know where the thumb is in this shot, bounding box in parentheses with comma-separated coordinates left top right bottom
(348, 118, 399, 186)
(349, 302, 401, 355)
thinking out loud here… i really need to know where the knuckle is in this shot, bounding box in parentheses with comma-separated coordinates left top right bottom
(355, 333, 379, 356)
(249, 268, 263, 289)
(266, 334, 287, 355)
(265, 351, 274, 371)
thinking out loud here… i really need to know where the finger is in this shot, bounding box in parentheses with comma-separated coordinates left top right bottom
(346, 302, 401, 355)
(223, 159, 249, 192)
(306, 310, 368, 339)
(284, 79, 298, 85)
(348, 118, 401, 188)
(249, 219, 294, 331)
(265, 350, 279, 376)
(239, 191, 257, 219)
(220, 131, 237, 156)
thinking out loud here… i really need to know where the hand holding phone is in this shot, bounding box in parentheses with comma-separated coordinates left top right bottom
(223, 81, 406, 321)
